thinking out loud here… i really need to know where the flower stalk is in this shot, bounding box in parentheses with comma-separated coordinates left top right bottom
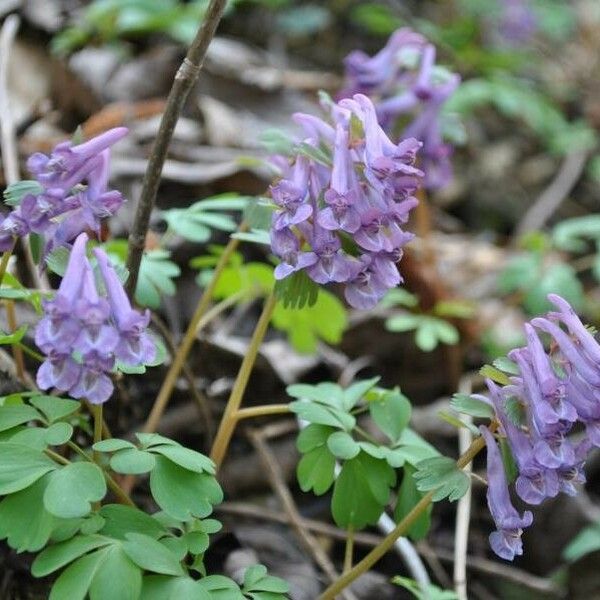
(210, 290, 277, 468)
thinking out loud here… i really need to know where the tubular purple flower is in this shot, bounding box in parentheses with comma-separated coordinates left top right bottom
(344, 255, 388, 310)
(531, 317, 600, 387)
(480, 426, 533, 561)
(35, 233, 89, 353)
(305, 229, 355, 284)
(74, 264, 119, 355)
(37, 351, 82, 393)
(27, 128, 127, 192)
(69, 352, 115, 405)
(94, 247, 155, 366)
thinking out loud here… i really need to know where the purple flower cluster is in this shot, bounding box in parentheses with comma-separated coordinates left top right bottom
(339, 28, 460, 189)
(479, 294, 600, 560)
(270, 93, 422, 310)
(0, 128, 127, 255)
(495, 0, 537, 46)
(36, 233, 155, 404)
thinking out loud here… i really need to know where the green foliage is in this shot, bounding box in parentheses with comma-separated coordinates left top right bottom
(52, 0, 237, 53)
(205, 257, 348, 353)
(291, 380, 443, 535)
(393, 576, 459, 600)
(450, 393, 495, 419)
(350, 3, 403, 35)
(563, 522, 600, 562)
(386, 313, 460, 351)
(394, 465, 431, 540)
(161, 194, 248, 243)
(275, 5, 331, 37)
(447, 76, 597, 154)
(3, 180, 43, 206)
(413, 456, 470, 502)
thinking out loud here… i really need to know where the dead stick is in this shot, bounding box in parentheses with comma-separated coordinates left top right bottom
(125, 0, 228, 297)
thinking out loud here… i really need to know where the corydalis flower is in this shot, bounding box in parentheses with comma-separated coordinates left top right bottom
(480, 426, 533, 560)
(269, 94, 421, 310)
(36, 232, 154, 404)
(1, 128, 127, 256)
(339, 29, 460, 190)
(480, 294, 600, 560)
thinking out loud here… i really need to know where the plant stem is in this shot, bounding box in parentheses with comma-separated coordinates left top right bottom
(125, 0, 228, 296)
(318, 433, 488, 600)
(92, 404, 103, 464)
(344, 526, 354, 574)
(66, 441, 136, 508)
(210, 291, 277, 468)
(0, 240, 16, 288)
(5, 299, 24, 382)
(235, 404, 290, 421)
(142, 229, 246, 435)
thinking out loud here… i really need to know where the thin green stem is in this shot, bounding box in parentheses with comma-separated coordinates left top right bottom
(17, 342, 44, 362)
(92, 404, 103, 465)
(210, 291, 277, 468)
(44, 448, 70, 465)
(235, 404, 290, 421)
(318, 433, 488, 600)
(354, 425, 379, 445)
(142, 227, 246, 435)
(344, 526, 354, 574)
(0, 239, 16, 289)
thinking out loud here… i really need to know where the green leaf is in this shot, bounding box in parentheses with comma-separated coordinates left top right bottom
(45, 422, 74, 446)
(29, 396, 80, 423)
(110, 448, 156, 474)
(89, 545, 142, 600)
(498, 253, 540, 294)
(150, 455, 223, 521)
(99, 504, 166, 540)
(287, 382, 345, 407)
(122, 532, 184, 576)
(384, 313, 420, 333)
(415, 318, 459, 351)
(273, 269, 319, 310)
(142, 575, 214, 600)
(297, 445, 336, 495)
(43, 462, 107, 519)
(0, 442, 57, 494)
(93, 438, 136, 452)
(32, 535, 111, 577)
(148, 444, 216, 475)
(413, 457, 470, 502)
(49, 547, 110, 600)
(196, 574, 244, 599)
(0, 325, 28, 345)
(0, 474, 56, 552)
(3, 179, 43, 206)
(350, 3, 402, 35)
(369, 389, 412, 443)
(450, 394, 494, 419)
(342, 377, 380, 410)
(289, 401, 355, 431)
(326, 431, 360, 460)
(492, 357, 520, 376)
(563, 522, 600, 562)
(394, 465, 432, 541)
(0, 404, 41, 431)
(479, 364, 511, 386)
(392, 576, 459, 600)
(46, 246, 71, 276)
(332, 453, 395, 529)
(296, 424, 335, 453)
(523, 263, 584, 315)
(243, 564, 289, 594)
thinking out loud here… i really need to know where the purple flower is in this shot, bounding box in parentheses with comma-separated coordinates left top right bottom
(94, 247, 155, 366)
(27, 128, 127, 192)
(344, 255, 389, 310)
(69, 351, 115, 405)
(36, 232, 155, 404)
(480, 426, 533, 561)
(269, 93, 421, 308)
(339, 30, 460, 190)
(36, 351, 82, 393)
